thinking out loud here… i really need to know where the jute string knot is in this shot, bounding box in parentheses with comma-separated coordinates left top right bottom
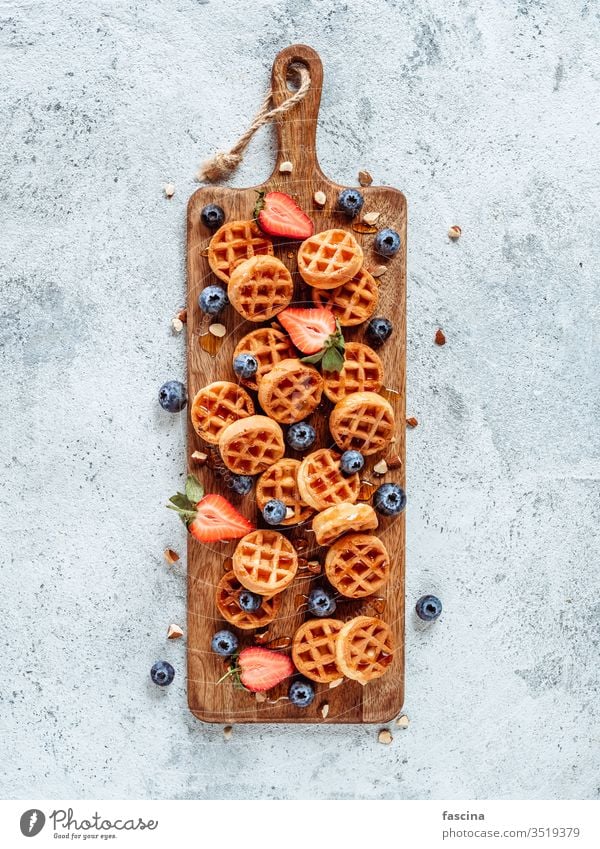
(196, 65, 311, 183)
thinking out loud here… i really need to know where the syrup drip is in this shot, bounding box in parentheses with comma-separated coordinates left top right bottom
(370, 597, 386, 615)
(223, 556, 233, 572)
(266, 635, 292, 650)
(199, 331, 223, 357)
(358, 479, 375, 501)
(254, 630, 270, 645)
(380, 386, 401, 403)
(295, 538, 309, 552)
(295, 594, 308, 611)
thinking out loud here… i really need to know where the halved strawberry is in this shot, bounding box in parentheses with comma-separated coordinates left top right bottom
(254, 191, 313, 240)
(238, 647, 294, 692)
(278, 307, 336, 354)
(167, 475, 253, 542)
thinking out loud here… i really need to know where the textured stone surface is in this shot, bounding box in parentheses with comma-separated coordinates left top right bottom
(1, 0, 599, 800)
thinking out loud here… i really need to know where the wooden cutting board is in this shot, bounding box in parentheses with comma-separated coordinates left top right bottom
(186, 45, 406, 723)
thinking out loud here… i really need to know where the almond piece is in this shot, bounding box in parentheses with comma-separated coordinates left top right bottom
(448, 225, 462, 239)
(314, 190, 327, 206)
(373, 459, 388, 475)
(163, 548, 180, 565)
(378, 729, 393, 744)
(329, 678, 344, 689)
(191, 450, 208, 464)
(370, 265, 387, 278)
(363, 211, 381, 226)
(279, 160, 293, 173)
(387, 452, 403, 470)
(209, 323, 226, 338)
(167, 623, 184, 640)
(255, 692, 267, 703)
(164, 183, 175, 198)
(435, 328, 446, 346)
(171, 317, 184, 333)
(396, 714, 410, 729)
(406, 417, 419, 428)
(358, 169, 373, 186)
(285, 507, 295, 520)
(176, 308, 187, 324)
(223, 725, 233, 740)
(320, 702, 330, 719)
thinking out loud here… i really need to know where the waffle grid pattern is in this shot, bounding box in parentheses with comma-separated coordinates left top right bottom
(330, 392, 395, 455)
(229, 255, 293, 322)
(297, 449, 359, 511)
(232, 328, 296, 391)
(215, 571, 281, 630)
(338, 617, 394, 682)
(311, 267, 378, 326)
(325, 533, 390, 598)
(256, 458, 314, 526)
(190, 381, 254, 444)
(292, 618, 344, 683)
(323, 342, 384, 403)
(298, 229, 363, 288)
(258, 360, 323, 424)
(232, 529, 298, 594)
(208, 219, 274, 283)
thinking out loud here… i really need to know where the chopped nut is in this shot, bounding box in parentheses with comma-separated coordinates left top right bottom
(209, 323, 226, 338)
(352, 221, 378, 234)
(396, 714, 410, 729)
(373, 459, 388, 475)
(306, 560, 322, 574)
(406, 416, 419, 428)
(255, 692, 267, 703)
(329, 678, 344, 689)
(435, 328, 446, 346)
(167, 623, 184, 640)
(363, 211, 381, 226)
(176, 308, 187, 324)
(448, 225, 462, 239)
(387, 452, 403, 470)
(370, 265, 388, 278)
(378, 729, 393, 745)
(191, 450, 208, 464)
(223, 725, 233, 740)
(171, 317, 184, 333)
(314, 190, 327, 206)
(279, 160, 293, 173)
(285, 507, 295, 520)
(358, 169, 373, 186)
(163, 548, 180, 565)
(163, 183, 175, 198)
(320, 702, 330, 719)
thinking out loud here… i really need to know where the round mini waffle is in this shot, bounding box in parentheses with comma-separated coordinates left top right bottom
(297, 448, 360, 512)
(292, 618, 344, 683)
(257, 358, 324, 425)
(329, 391, 395, 456)
(325, 533, 390, 599)
(216, 570, 281, 630)
(228, 255, 293, 322)
(218, 415, 285, 475)
(297, 229, 364, 289)
(232, 529, 298, 596)
(322, 342, 384, 404)
(190, 381, 254, 445)
(312, 502, 378, 547)
(232, 327, 296, 391)
(335, 616, 394, 684)
(311, 267, 378, 326)
(256, 458, 314, 527)
(207, 219, 274, 284)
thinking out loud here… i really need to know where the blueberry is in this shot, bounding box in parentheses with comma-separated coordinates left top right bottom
(263, 499, 287, 525)
(287, 421, 317, 452)
(308, 586, 337, 617)
(158, 380, 187, 412)
(415, 594, 442, 622)
(233, 353, 258, 380)
(374, 228, 401, 258)
(366, 316, 393, 347)
(337, 188, 364, 218)
(226, 474, 253, 496)
(289, 678, 315, 708)
(340, 450, 364, 475)
(150, 660, 175, 686)
(200, 203, 225, 229)
(238, 590, 262, 612)
(199, 285, 228, 315)
(373, 483, 406, 517)
(211, 629, 239, 657)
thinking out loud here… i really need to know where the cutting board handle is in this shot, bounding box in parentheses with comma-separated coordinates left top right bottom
(270, 44, 323, 180)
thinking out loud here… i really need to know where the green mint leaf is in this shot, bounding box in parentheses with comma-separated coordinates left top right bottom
(300, 350, 325, 365)
(185, 474, 204, 504)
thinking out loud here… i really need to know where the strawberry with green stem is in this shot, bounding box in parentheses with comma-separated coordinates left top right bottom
(278, 306, 346, 372)
(254, 191, 313, 240)
(167, 474, 253, 543)
(218, 646, 294, 693)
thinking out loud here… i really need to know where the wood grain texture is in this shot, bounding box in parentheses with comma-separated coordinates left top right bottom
(186, 45, 406, 724)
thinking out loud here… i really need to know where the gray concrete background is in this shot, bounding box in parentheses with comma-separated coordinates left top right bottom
(1, 0, 599, 800)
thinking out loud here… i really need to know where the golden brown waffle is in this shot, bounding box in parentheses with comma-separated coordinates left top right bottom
(258, 358, 323, 424)
(292, 618, 344, 683)
(232, 327, 295, 391)
(228, 255, 293, 322)
(311, 267, 378, 326)
(312, 502, 378, 547)
(218, 415, 285, 475)
(297, 448, 360, 512)
(208, 219, 273, 284)
(325, 533, 390, 598)
(256, 458, 314, 527)
(335, 616, 394, 683)
(215, 570, 281, 630)
(190, 381, 254, 445)
(232, 529, 298, 595)
(329, 391, 395, 456)
(322, 342, 384, 404)
(297, 229, 364, 289)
